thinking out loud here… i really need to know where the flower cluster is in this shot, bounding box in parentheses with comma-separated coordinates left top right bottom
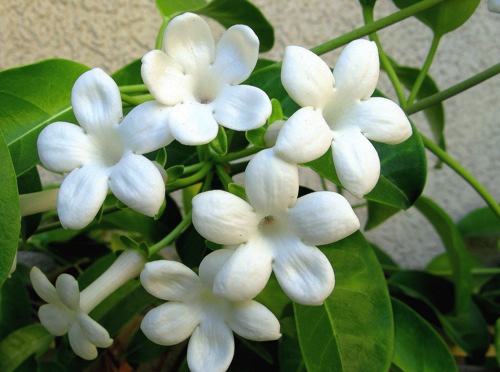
(32, 11, 412, 371)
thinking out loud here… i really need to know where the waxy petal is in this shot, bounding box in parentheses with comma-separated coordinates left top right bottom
(274, 107, 333, 163)
(55, 274, 80, 311)
(108, 153, 165, 217)
(282, 46, 334, 108)
(192, 190, 260, 245)
(141, 302, 200, 345)
(38, 304, 74, 336)
(30, 267, 58, 304)
(198, 249, 234, 289)
(141, 261, 201, 302)
(333, 40, 379, 100)
(213, 85, 271, 131)
(78, 312, 112, 347)
(71, 68, 122, 135)
(273, 236, 335, 305)
(287, 191, 360, 246)
(169, 102, 219, 145)
(68, 323, 98, 360)
(227, 301, 281, 341)
(244, 148, 299, 216)
(37, 122, 93, 172)
(57, 166, 109, 230)
(162, 13, 215, 75)
(212, 25, 259, 84)
(119, 101, 174, 154)
(332, 130, 381, 198)
(187, 319, 234, 372)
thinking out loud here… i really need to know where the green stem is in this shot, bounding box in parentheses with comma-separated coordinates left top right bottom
(215, 164, 233, 190)
(406, 34, 441, 106)
(362, 4, 406, 106)
(119, 84, 148, 94)
(215, 146, 262, 163)
(166, 162, 213, 192)
(420, 133, 500, 219)
(120, 93, 145, 106)
(405, 63, 500, 116)
(183, 162, 207, 175)
(148, 210, 192, 256)
(155, 17, 171, 50)
(382, 264, 500, 276)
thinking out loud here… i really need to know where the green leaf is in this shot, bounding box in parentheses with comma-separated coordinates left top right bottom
(294, 232, 393, 371)
(391, 297, 457, 372)
(166, 165, 185, 183)
(392, 0, 480, 37)
(370, 243, 399, 268)
(155, 0, 206, 18)
(457, 205, 500, 238)
(209, 126, 228, 156)
(415, 196, 472, 314)
(0, 324, 53, 372)
(0, 129, 20, 287)
(245, 127, 267, 148)
(155, 147, 167, 168)
(111, 58, 143, 85)
(496, 318, 500, 368)
(365, 201, 400, 230)
(279, 316, 307, 372)
(228, 183, 247, 200)
(0, 59, 89, 176)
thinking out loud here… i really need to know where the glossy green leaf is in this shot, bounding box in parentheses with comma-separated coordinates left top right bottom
(279, 316, 307, 372)
(0, 59, 89, 176)
(155, 147, 167, 168)
(457, 205, 500, 238)
(294, 232, 393, 371)
(392, 0, 480, 37)
(155, 0, 206, 18)
(415, 196, 472, 314)
(209, 126, 228, 156)
(391, 297, 457, 372)
(0, 324, 53, 372)
(112, 58, 143, 86)
(370, 243, 399, 268)
(0, 129, 20, 287)
(365, 201, 400, 230)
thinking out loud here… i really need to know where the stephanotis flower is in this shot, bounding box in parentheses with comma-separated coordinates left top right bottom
(37, 68, 171, 229)
(140, 251, 281, 372)
(274, 40, 412, 198)
(140, 12, 272, 145)
(30, 250, 146, 360)
(192, 148, 360, 305)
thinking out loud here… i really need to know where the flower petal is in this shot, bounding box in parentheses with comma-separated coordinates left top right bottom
(333, 40, 379, 100)
(198, 249, 234, 289)
(192, 190, 260, 245)
(55, 274, 80, 310)
(68, 323, 98, 360)
(287, 191, 360, 246)
(141, 50, 191, 105)
(71, 68, 122, 135)
(273, 236, 335, 305)
(77, 312, 112, 347)
(108, 153, 165, 217)
(37, 122, 93, 172)
(30, 267, 58, 304)
(187, 318, 234, 372)
(281, 46, 334, 108)
(57, 166, 109, 230)
(274, 107, 333, 163)
(162, 13, 215, 75)
(332, 130, 380, 198)
(263, 120, 285, 147)
(38, 304, 74, 336)
(226, 301, 281, 341)
(119, 101, 174, 154)
(212, 25, 259, 84)
(168, 102, 219, 145)
(353, 97, 412, 144)
(141, 302, 200, 345)
(212, 85, 271, 131)
(140, 261, 201, 302)
(244, 148, 299, 215)
(213, 236, 273, 301)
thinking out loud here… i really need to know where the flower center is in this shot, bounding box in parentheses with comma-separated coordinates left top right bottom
(193, 70, 221, 105)
(91, 131, 125, 167)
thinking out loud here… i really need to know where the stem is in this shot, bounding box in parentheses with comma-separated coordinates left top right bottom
(215, 164, 233, 190)
(148, 210, 193, 256)
(381, 264, 500, 276)
(166, 162, 213, 192)
(155, 17, 171, 50)
(215, 146, 261, 163)
(119, 84, 148, 94)
(405, 63, 500, 116)
(406, 34, 441, 106)
(362, 4, 406, 106)
(121, 93, 145, 106)
(19, 188, 59, 216)
(183, 161, 207, 175)
(420, 133, 500, 220)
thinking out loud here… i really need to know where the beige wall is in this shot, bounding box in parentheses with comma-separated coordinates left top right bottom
(1, 0, 498, 267)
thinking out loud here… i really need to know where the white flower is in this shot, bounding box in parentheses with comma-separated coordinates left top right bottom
(140, 251, 281, 372)
(488, 0, 500, 13)
(274, 40, 412, 198)
(37, 68, 171, 229)
(140, 12, 272, 146)
(31, 250, 146, 360)
(192, 149, 360, 305)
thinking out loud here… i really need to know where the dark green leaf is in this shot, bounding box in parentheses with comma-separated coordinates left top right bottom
(166, 165, 185, 183)
(176, 225, 208, 268)
(294, 232, 393, 371)
(495, 318, 500, 367)
(279, 317, 307, 372)
(0, 324, 53, 372)
(155, 147, 167, 168)
(0, 59, 89, 176)
(391, 297, 457, 372)
(370, 243, 399, 268)
(111, 58, 143, 85)
(365, 201, 400, 230)
(155, 0, 206, 18)
(457, 205, 500, 238)
(0, 129, 20, 286)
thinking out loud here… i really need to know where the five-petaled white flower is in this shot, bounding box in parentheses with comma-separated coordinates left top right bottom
(140, 251, 281, 372)
(274, 40, 412, 198)
(192, 148, 360, 305)
(37, 68, 172, 229)
(30, 250, 146, 360)
(140, 12, 272, 146)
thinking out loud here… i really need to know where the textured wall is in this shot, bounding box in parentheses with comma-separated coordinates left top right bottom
(1, 0, 498, 268)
